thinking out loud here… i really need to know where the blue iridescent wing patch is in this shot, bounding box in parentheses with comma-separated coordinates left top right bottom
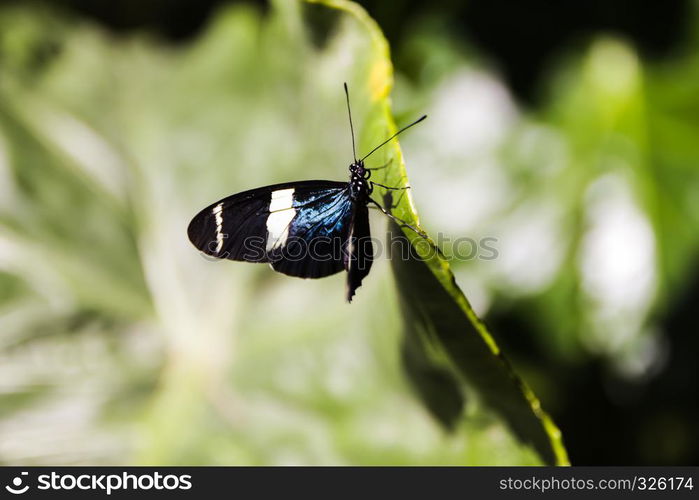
(269, 186, 354, 279)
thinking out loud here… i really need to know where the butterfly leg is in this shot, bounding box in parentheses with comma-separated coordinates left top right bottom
(370, 197, 445, 257)
(365, 160, 392, 171)
(371, 181, 411, 191)
(368, 197, 429, 239)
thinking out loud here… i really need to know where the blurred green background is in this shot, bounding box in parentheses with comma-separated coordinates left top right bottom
(1, 0, 698, 465)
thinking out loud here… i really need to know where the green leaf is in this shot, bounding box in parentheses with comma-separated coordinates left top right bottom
(390, 225, 568, 465)
(311, 0, 568, 465)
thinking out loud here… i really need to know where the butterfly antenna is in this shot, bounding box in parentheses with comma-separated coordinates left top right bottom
(360, 115, 427, 162)
(344, 83, 358, 163)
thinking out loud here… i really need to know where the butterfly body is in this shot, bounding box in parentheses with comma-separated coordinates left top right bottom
(348, 159, 372, 202)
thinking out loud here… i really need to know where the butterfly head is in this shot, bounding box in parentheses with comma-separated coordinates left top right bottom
(349, 160, 368, 178)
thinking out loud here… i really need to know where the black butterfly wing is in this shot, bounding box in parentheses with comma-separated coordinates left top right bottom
(187, 180, 350, 279)
(345, 203, 373, 302)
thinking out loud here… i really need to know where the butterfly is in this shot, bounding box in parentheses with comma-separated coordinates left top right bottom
(187, 84, 426, 302)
